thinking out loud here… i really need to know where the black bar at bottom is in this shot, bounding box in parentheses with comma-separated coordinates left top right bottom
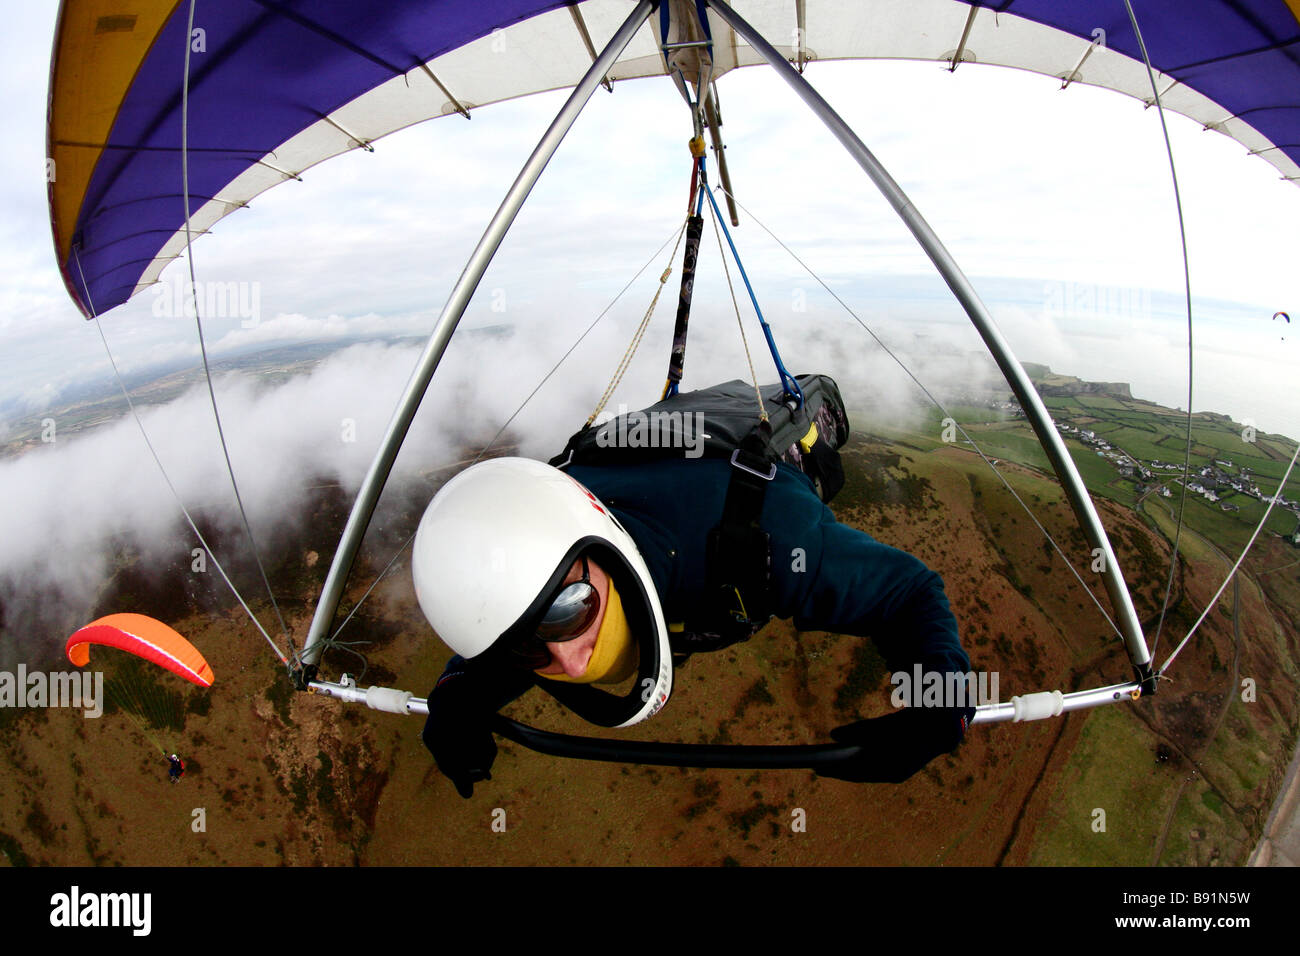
(492, 716, 859, 769)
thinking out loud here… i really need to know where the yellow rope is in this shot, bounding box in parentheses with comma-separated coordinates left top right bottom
(587, 218, 691, 426)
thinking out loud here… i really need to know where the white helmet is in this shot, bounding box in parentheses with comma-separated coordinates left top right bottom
(411, 457, 672, 727)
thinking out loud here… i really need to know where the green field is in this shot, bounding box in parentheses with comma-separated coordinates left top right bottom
(854, 378, 1300, 866)
(860, 384, 1300, 558)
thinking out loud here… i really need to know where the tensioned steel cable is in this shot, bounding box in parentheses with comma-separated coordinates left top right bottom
(703, 176, 766, 419)
(1124, 0, 1196, 665)
(73, 250, 289, 667)
(326, 224, 688, 644)
(180, 0, 291, 651)
(1161, 441, 1300, 672)
(714, 183, 1124, 642)
(1123, 0, 1294, 677)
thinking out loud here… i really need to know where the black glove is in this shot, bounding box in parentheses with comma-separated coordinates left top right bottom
(818, 703, 973, 784)
(423, 670, 498, 799)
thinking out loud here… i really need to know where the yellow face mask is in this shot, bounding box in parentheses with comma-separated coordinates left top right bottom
(539, 580, 637, 685)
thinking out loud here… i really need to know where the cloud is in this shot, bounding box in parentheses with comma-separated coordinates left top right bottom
(1, 281, 1026, 668)
(4, 13, 1299, 670)
(8, 48, 1299, 442)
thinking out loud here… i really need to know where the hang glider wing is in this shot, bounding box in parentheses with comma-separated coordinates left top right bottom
(49, 1, 1300, 319)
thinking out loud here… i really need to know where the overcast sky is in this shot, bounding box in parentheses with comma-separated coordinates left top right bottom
(5, 4, 1298, 437)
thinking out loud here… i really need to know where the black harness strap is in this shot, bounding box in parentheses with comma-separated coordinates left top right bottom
(704, 424, 777, 639)
(664, 213, 704, 394)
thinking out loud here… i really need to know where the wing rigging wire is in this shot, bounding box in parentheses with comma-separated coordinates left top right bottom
(1160, 442, 1300, 673)
(1122, 0, 1197, 670)
(1121, 0, 1295, 679)
(116, 0, 1276, 696)
(702, 168, 766, 418)
(709, 182, 1126, 643)
(71, 251, 289, 669)
(180, 0, 292, 655)
(61, 0, 303, 676)
(324, 223, 689, 646)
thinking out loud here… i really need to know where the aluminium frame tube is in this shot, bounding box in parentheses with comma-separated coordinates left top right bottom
(307, 675, 1145, 764)
(308, 674, 1142, 726)
(705, 0, 1152, 684)
(299, 0, 658, 678)
(970, 682, 1142, 724)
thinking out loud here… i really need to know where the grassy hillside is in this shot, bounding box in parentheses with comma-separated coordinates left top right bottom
(2, 384, 1298, 867)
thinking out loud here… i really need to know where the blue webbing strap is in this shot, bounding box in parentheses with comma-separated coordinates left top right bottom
(699, 163, 803, 406)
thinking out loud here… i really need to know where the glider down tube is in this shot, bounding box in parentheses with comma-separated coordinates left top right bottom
(704, 0, 1153, 690)
(297, 0, 657, 683)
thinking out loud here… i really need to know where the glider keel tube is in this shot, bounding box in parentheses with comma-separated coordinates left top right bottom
(298, 0, 657, 683)
(706, 0, 1153, 691)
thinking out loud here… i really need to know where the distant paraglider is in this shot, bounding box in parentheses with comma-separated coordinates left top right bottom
(66, 613, 214, 688)
(1275, 311, 1291, 340)
(166, 753, 186, 784)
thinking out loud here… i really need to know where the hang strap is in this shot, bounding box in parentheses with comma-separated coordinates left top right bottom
(663, 212, 703, 398)
(663, 147, 707, 400)
(699, 177, 803, 408)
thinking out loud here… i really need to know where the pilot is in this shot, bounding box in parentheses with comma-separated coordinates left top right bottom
(413, 455, 973, 797)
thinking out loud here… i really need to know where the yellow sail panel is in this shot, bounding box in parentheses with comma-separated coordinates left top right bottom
(49, 1, 183, 269)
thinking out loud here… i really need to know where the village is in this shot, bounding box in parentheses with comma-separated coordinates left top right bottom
(1054, 421, 1287, 504)
(956, 387, 1300, 546)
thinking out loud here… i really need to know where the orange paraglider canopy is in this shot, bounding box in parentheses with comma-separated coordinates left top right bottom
(66, 613, 214, 688)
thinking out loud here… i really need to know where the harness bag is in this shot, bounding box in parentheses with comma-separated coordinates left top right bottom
(550, 374, 851, 657)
